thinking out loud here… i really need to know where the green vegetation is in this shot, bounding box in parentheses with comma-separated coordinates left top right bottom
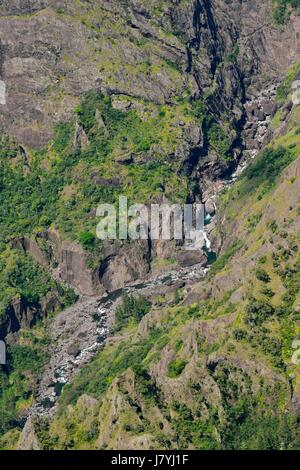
(167, 359, 188, 378)
(243, 146, 295, 193)
(57, 326, 166, 411)
(0, 248, 77, 435)
(0, 91, 191, 249)
(191, 100, 234, 161)
(276, 61, 300, 103)
(206, 120, 232, 161)
(255, 268, 271, 283)
(52, 122, 75, 153)
(76, 91, 158, 155)
(221, 392, 300, 449)
(1, 1, 300, 452)
(0, 135, 18, 159)
(78, 231, 96, 250)
(115, 293, 151, 330)
(273, 0, 300, 25)
(225, 44, 240, 64)
(245, 299, 275, 326)
(172, 402, 219, 449)
(210, 240, 243, 275)
(0, 326, 50, 434)
(0, 248, 77, 319)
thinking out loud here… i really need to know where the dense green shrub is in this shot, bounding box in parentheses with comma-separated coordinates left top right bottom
(243, 146, 295, 193)
(223, 403, 300, 449)
(276, 61, 300, 102)
(79, 231, 96, 250)
(167, 359, 188, 378)
(206, 120, 231, 160)
(0, 135, 18, 159)
(132, 366, 161, 404)
(245, 299, 275, 326)
(172, 403, 219, 449)
(261, 287, 275, 298)
(233, 329, 248, 341)
(0, 339, 49, 434)
(255, 268, 271, 283)
(191, 100, 233, 160)
(115, 293, 151, 330)
(52, 122, 74, 153)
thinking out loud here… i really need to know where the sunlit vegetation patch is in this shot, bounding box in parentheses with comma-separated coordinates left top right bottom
(0, 91, 190, 246)
(114, 293, 151, 330)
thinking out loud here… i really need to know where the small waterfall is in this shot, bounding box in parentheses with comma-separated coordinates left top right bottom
(203, 231, 211, 250)
(203, 202, 217, 264)
(0, 80, 6, 105)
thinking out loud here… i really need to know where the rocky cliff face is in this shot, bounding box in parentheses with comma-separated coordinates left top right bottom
(0, 0, 299, 148)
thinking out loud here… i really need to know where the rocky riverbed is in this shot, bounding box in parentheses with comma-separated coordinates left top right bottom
(28, 261, 210, 418)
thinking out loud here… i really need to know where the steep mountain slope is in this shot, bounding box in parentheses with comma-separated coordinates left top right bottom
(0, 0, 300, 451)
(0, 0, 299, 302)
(2, 61, 300, 451)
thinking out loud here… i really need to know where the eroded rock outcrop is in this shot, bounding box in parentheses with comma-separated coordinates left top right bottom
(0, 0, 298, 153)
(17, 417, 41, 451)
